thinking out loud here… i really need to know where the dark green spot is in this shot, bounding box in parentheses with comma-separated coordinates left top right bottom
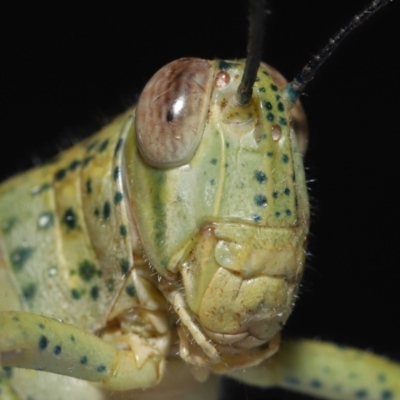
(266, 151, 273, 157)
(355, 389, 368, 398)
(97, 365, 106, 373)
(285, 209, 292, 216)
(70, 335, 75, 342)
(38, 335, 48, 350)
(254, 194, 267, 207)
(277, 102, 285, 112)
(285, 376, 300, 385)
(120, 224, 127, 237)
(68, 160, 81, 171)
(113, 166, 120, 181)
(262, 70, 269, 76)
(114, 191, 123, 204)
(279, 116, 287, 126)
(94, 208, 100, 217)
(218, 60, 233, 70)
(210, 158, 217, 165)
(98, 139, 109, 153)
(2, 366, 12, 378)
(22, 283, 36, 301)
(38, 323, 45, 329)
(125, 284, 136, 297)
(86, 178, 92, 194)
(63, 208, 77, 230)
(265, 101, 273, 110)
(90, 285, 100, 300)
(283, 188, 290, 196)
(272, 190, 278, 199)
(114, 138, 123, 155)
(275, 211, 281, 217)
(270, 84, 278, 91)
(37, 211, 54, 229)
(78, 260, 97, 282)
(381, 390, 393, 399)
(11, 247, 33, 271)
(210, 179, 215, 185)
(54, 168, 67, 181)
(103, 201, 111, 219)
(120, 259, 130, 275)
(254, 170, 267, 184)
(83, 156, 94, 167)
(80, 356, 88, 365)
(282, 154, 289, 163)
(310, 379, 322, 388)
(53, 345, 62, 355)
(252, 214, 261, 223)
(267, 112, 275, 122)
(71, 289, 82, 300)
(258, 87, 266, 93)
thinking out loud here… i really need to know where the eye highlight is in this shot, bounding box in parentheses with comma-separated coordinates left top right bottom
(135, 58, 214, 168)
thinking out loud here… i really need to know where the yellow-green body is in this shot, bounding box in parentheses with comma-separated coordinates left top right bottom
(0, 59, 399, 400)
(0, 106, 170, 398)
(0, 111, 136, 330)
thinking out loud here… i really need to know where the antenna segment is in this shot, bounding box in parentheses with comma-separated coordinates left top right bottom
(236, 0, 266, 105)
(283, 0, 392, 103)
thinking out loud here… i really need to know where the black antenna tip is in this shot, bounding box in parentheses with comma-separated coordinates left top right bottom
(284, 0, 392, 103)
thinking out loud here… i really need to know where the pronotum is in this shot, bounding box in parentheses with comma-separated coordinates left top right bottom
(0, 1, 399, 400)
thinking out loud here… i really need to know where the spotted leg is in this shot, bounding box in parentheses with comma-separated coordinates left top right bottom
(0, 311, 165, 392)
(227, 339, 400, 400)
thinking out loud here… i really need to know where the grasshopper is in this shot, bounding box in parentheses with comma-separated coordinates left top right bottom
(0, 0, 400, 400)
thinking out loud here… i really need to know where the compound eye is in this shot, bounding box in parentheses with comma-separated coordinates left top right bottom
(135, 58, 214, 168)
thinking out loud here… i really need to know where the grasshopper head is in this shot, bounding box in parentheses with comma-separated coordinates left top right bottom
(125, 0, 391, 368)
(125, 58, 309, 369)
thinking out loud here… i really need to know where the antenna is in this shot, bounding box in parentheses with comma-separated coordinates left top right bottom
(236, 0, 266, 105)
(283, 0, 392, 103)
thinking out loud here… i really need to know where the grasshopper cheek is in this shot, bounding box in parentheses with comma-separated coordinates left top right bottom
(261, 62, 309, 155)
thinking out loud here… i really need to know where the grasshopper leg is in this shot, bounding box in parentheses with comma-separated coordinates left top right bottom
(226, 339, 400, 400)
(0, 311, 165, 391)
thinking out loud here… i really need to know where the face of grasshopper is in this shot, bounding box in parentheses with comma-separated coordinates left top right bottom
(124, 58, 309, 359)
(0, 2, 399, 398)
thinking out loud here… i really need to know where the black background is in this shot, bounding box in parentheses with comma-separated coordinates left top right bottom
(1, 1, 399, 399)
